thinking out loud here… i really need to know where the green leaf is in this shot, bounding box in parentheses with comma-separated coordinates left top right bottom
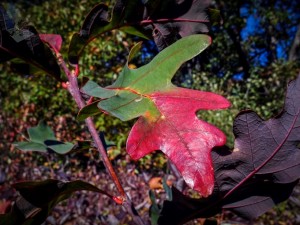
(77, 43, 143, 120)
(0, 179, 112, 225)
(77, 100, 102, 121)
(98, 91, 159, 121)
(81, 80, 117, 99)
(13, 121, 74, 154)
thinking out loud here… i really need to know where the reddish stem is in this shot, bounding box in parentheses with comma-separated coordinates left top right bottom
(56, 54, 145, 225)
(139, 18, 209, 25)
(65, 67, 125, 196)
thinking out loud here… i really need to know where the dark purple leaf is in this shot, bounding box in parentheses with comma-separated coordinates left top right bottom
(158, 74, 300, 224)
(0, 179, 112, 225)
(142, 0, 211, 50)
(158, 181, 297, 225)
(0, 5, 62, 81)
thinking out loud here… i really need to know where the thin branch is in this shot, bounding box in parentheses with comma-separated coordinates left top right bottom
(58, 58, 125, 195)
(289, 23, 300, 61)
(56, 53, 145, 225)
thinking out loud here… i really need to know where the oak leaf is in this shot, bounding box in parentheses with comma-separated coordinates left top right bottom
(81, 34, 230, 196)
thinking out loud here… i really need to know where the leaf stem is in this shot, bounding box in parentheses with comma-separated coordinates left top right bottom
(138, 18, 209, 25)
(57, 54, 145, 225)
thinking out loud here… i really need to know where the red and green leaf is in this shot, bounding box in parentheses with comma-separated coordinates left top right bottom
(81, 34, 230, 197)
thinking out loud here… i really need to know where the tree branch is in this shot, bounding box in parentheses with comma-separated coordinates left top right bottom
(289, 24, 300, 62)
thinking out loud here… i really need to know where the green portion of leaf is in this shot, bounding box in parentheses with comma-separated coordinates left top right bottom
(78, 42, 145, 120)
(0, 179, 111, 225)
(77, 100, 102, 121)
(81, 80, 116, 98)
(99, 34, 211, 121)
(78, 35, 211, 121)
(13, 142, 48, 153)
(119, 26, 150, 38)
(13, 121, 74, 154)
(111, 35, 210, 93)
(98, 91, 159, 121)
(46, 141, 75, 154)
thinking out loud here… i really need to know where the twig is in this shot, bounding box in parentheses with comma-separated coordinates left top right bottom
(57, 53, 145, 225)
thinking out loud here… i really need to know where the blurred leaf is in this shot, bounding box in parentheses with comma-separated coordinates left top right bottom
(14, 121, 74, 154)
(162, 177, 172, 201)
(207, 8, 222, 26)
(0, 179, 112, 225)
(71, 140, 91, 153)
(149, 190, 161, 225)
(68, 2, 150, 64)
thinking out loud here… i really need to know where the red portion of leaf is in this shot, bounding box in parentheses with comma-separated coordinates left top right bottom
(39, 34, 63, 52)
(127, 87, 230, 197)
(0, 179, 112, 225)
